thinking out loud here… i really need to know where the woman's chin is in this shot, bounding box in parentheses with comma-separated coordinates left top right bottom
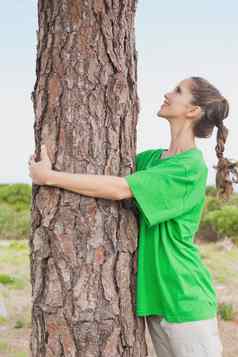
(157, 108, 168, 118)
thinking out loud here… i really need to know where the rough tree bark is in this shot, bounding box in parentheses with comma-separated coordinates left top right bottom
(30, 0, 148, 356)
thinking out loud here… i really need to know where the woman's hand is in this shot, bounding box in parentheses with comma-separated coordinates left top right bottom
(28, 144, 52, 185)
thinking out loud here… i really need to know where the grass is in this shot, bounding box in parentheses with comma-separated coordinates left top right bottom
(198, 241, 238, 287)
(198, 241, 238, 321)
(0, 340, 8, 353)
(0, 339, 28, 356)
(0, 240, 31, 355)
(0, 316, 7, 324)
(0, 238, 237, 356)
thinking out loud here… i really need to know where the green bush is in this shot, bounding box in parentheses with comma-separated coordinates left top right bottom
(9, 240, 28, 251)
(205, 185, 217, 197)
(218, 302, 236, 321)
(14, 320, 24, 329)
(205, 196, 223, 212)
(0, 274, 26, 289)
(0, 183, 32, 240)
(203, 205, 238, 241)
(0, 183, 237, 241)
(0, 273, 16, 285)
(225, 192, 238, 207)
(198, 189, 238, 242)
(0, 202, 30, 240)
(0, 183, 31, 212)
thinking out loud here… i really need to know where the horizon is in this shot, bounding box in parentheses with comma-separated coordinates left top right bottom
(1, 1, 237, 191)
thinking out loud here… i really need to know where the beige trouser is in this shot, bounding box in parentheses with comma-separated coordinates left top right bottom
(146, 315, 223, 357)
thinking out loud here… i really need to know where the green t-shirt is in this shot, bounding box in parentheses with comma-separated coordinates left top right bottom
(124, 147, 218, 323)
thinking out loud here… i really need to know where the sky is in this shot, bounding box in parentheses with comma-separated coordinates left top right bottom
(1, 1, 238, 187)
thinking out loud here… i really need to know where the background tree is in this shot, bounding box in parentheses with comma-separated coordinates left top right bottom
(30, 0, 148, 356)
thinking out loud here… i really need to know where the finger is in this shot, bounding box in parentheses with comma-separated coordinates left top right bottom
(41, 144, 49, 161)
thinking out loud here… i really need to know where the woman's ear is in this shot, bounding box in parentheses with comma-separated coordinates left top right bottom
(187, 105, 203, 119)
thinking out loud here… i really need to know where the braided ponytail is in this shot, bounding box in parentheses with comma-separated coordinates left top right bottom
(213, 120, 238, 200)
(190, 77, 238, 201)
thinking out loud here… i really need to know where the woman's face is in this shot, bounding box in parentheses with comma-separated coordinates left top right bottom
(157, 78, 197, 121)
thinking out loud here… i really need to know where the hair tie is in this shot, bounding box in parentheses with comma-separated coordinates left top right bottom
(215, 119, 222, 129)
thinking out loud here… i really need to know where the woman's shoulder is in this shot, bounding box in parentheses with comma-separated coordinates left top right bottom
(135, 148, 162, 171)
(182, 149, 208, 175)
(181, 152, 208, 190)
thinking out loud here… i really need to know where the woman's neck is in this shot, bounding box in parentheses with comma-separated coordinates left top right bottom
(166, 123, 196, 155)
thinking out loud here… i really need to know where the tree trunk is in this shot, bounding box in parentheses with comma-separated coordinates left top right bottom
(30, 0, 148, 356)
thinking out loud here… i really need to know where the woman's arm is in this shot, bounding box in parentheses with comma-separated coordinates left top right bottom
(28, 144, 132, 200)
(46, 170, 132, 201)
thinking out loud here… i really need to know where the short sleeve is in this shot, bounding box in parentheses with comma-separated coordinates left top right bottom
(124, 161, 207, 228)
(135, 149, 155, 171)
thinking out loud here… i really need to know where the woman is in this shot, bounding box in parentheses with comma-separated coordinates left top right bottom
(28, 76, 237, 357)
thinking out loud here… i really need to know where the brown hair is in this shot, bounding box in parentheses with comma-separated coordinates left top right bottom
(189, 76, 238, 201)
